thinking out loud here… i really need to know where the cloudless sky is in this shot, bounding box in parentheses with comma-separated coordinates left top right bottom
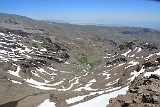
(0, 0, 160, 29)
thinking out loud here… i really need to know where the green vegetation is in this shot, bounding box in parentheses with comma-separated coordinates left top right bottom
(76, 53, 88, 64)
(75, 53, 101, 70)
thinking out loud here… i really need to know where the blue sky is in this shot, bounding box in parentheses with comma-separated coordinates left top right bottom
(0, 0, 160, 29)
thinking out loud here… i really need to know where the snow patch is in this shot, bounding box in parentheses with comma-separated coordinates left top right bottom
(40, 48, 47, 52)
(10, 80, 22, 84)
(137, 47, 142, 53)
(125, 60, 139, 69)
(37, 99, 56, 107)
(129, 66, 145, 81)
(121, 49, 132, 57)
(144, 67, 160, 77)
(8, 65, 21, 78)
(0, 32, 5, 36)
(156, 52, 160, 56)
(71, 86, 129, 107)
(32, 39, 43, 43)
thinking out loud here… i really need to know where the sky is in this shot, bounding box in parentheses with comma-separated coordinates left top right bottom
(0, 0, 160, 29)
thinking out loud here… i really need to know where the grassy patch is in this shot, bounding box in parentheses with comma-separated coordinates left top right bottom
(76, 53, 88, 64)
(75, 53, 101, 70)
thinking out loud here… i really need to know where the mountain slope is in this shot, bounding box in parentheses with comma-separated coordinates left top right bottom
(0, 13, 160, 44)
(0, 13, 160, 107)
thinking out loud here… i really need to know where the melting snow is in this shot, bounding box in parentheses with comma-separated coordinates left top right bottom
(64, 61, 70, 64)
(10, 80, 22, 84)
(37, 99, 56, 107)
(71, 86, 129, 107)
(144, 67, 160, 77)
(137, 47, 142, 53)
(0, 32, 5, 36)
(40, 48, 47, 52)
(125, 60, 139, 69)
(145, 54, 153, 60)
(156, 52, 160, 56)
(129, 66, 145, 81)
(121, 49, 132, 57)
(8, 65, 21, 78)
(74, 79, 97, 91)
(32, 39, 43, 43)
(130, 54, 135, 58)
(47, 67, 58, 71)
(66, 95, 87, 104)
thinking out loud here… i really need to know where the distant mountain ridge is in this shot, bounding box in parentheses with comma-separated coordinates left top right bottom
(0, 13, 160, 107)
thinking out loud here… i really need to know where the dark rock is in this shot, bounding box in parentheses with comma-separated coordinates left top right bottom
(21, 64, 30, 68)
(107, 74, 160, 107)
(106, 57, 127, 65)
(142, 93, 153, 103)
(149, 74, 160, 80)
(129, 89, 138, 93)
(143, 61, 157, 68)
(156, 58, 160, 64)
(135, 65, 141, 72)
(142, 43, 158, 51)
(122, 31, 138, 34)
(118, 41, 135, 50)
(121, 102, 130, 107)
(108, 40, 117, 46)
(113, 78, 124, 87)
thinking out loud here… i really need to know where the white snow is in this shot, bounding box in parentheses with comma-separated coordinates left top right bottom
(66, 79, 79, 90)
(36, 68, 57, 75)
(25, 54, 32, 59)
(130, 54, 135, 58)
(10, 80, 22, 84)
(74, 79, 97, 91)
(71, 86, 129, 107)
(129, 66, 145, 81)
(66, 95, 87, 104)
(0, 32, 5, 36)
(106, 53, 111, 56)
(144, 67, 160, 77)
(32, 39, 43, 43)
(156, 52, 160, 56)
(64, 61, 70, 64)
(107, 63, 125, 72)
(36, 68, 48, 74)
(8, 65, 21, 78)
(128, 60, 139, 65)
(99, 71, 111, 80)
(47, 67, 58, 71)
(40, 48, 47, 52)
(37, 99, 56, 107)
(121, 49, 132, 57)
(125, 60, 139, 69)
(145, 54, 153, 60)
(133, 47, 138, 51)
(137, 47, 142, 53)
(60, 71, 70, 73)
(105, 79, 119, 86)
(26, 78, 45, 85)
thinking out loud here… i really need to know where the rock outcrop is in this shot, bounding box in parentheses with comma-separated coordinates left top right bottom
(107, 74, 160, 107)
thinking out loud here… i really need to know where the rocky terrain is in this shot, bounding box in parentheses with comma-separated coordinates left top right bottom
(0, 13, 160, 107)
(107, 74, 160, 107)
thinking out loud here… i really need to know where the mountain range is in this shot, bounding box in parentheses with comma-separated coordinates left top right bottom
(0, 13, 160, 107)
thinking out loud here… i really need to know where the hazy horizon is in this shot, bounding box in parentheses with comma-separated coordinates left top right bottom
(0, 0, 160, 29)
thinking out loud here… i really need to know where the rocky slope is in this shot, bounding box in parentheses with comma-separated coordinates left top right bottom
(107, 74, 160, 107)
(0, 13, 160, 107)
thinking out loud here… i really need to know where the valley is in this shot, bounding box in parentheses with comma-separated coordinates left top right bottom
(0, 13, 160, 107)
